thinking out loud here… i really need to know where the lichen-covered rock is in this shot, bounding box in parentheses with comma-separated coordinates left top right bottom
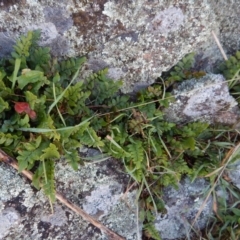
(164, 74, 240, 125)
(0, 149, 140, 240)
(155, 177, 213, 240)
(0, 0, 239, 92)
(226, 158, 240, 191)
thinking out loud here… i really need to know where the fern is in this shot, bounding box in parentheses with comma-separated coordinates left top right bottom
(144, 223, 162, 240)
(29, 46, 51, 70)
(65, 149, 82, 170)
(11, 31, 33, 61)
(126, 139, 145, 182)
(63, 81, 91, 115)
(85, 68, 123, 105)
(79, 127, 104, 148)
(17, 137, 49, 172)
(57, 57, 86, 83)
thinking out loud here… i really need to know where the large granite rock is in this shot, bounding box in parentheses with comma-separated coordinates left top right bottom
(0, 0, 239, 92)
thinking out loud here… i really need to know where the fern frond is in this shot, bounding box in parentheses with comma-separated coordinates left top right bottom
(80, 127, 104, 148)
(10, 31, 33, 67)
(127, 139, 144, 168)
(144, 223, 162, 240)
(42, 159, 56, 203)
(57, 57, 86, 82)
(65, 149, 81, 171)
(29, 47, 51, 70)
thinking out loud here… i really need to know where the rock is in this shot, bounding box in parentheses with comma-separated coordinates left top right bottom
(226, 157, 240, 190)
(164, 74, 240, 126)
(155, 177, 213, 239)
(0, 1, 239, 92)
(0, 149, 140, 239)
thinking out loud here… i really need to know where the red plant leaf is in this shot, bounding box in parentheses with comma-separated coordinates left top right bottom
(28, 110, 37, 120)
(14, 102, 30, 114)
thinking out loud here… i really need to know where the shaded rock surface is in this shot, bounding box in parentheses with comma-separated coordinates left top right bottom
(164, 73, 240, 126)
(0, 149, 140, 240)
(155, 177, 212, 239)
(0, 0, 239, 92)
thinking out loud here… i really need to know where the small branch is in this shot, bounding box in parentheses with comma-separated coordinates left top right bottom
(212, 31, 228, 61)
(0, 149, 125, 240)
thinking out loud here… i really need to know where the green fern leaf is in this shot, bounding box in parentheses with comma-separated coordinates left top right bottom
(17, 69, 49, 90)
(29, 47, 51, 69)
(57, 57, 86, 82)
(127, 140, 144, 167)
(11, 31, 33, 67)
(0, 78, 12, 98)
(79, 127, 104, 148)
(60, 121, 90, 139)
(37, 115, 61, 140)
(65, 149, 81, 170)
(144, 223, 162, 240)
(0, 97, 9, 113)
(17, 137, 49, 172)
(0, 132, 18, 147)
(42, 159, 56, 202)
(40, 143, 60, 160)
(64, 82, 91, 115)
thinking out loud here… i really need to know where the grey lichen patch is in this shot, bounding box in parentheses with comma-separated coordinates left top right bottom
(0, 163, 36, 211)
(41, 206, 68, 226)
(43, 6, 73, 34)
(0, 32, 16, 58)
(226, 159, 240, 190)
(0, 207, 20, 239)
(164, 74, 238, 124)
(149, 7, 185, 34)
(0, 154, 139, 239)
(155, 177, 213, 239)
(0, 0, 233, 93)
(82, 184, 122, 217)
(30, 22, 58, 45)
(54, 151, 140, 239)
(103, 190, 141, 240)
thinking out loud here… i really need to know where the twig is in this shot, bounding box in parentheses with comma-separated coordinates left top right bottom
(0, 149, 125, 240)
(191, 142, 240, 227)
(212, 31, 228, 61)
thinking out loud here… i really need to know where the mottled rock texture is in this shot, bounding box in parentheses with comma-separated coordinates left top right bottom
(155, 177, 213, 240)
(0, 0, 239, 92)
(164, 74, 240, 125)
(0, 150, 140, 240)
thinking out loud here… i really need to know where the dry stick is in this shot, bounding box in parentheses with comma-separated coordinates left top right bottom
(0, 149, 125, 240)
(212, 31, 228, 61)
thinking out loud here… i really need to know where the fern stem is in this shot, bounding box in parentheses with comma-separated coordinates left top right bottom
(42, 159, 54, 213)
(11, 58, 21, 89)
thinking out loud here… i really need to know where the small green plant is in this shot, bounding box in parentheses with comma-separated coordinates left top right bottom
(217, 50, 240, 103)
(1, 31, 240, 239)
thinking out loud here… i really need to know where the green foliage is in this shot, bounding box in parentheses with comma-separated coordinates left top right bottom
(161, 52, 206, 89)
(0, 31, 103, 207)
(217, 50, 240, 104)
(1, 31, 240, 239)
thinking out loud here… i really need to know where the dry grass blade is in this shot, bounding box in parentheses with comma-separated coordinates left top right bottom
(212, 31, 228, 61)
(191, 142, 240, 227)
(0, 149, 125, 240)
